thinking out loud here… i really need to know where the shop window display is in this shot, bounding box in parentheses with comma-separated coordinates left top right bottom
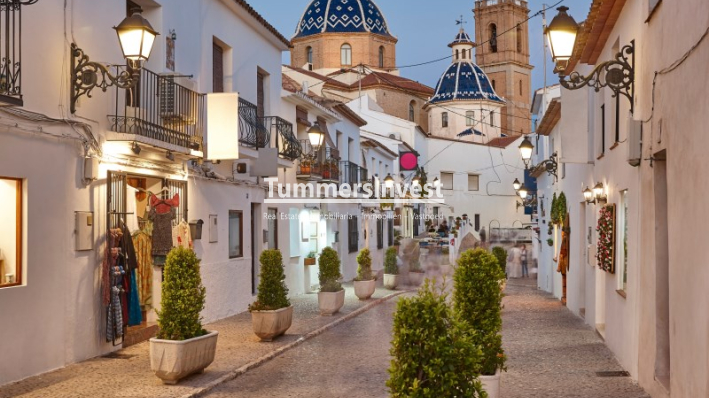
(0, 177, 22, 288)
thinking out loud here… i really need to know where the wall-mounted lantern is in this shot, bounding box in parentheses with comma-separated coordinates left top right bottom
(583, 182, 607, 205)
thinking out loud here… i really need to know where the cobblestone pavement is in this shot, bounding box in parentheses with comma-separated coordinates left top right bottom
(501, 278, 650, 398)
(205, 296, 403, 398)
(0, 284, 403, 398)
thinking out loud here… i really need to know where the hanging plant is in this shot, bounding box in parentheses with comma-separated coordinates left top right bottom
(596, 204, 616, 274)
(547, 238, 554, 247)
(551, 192, 567, 226)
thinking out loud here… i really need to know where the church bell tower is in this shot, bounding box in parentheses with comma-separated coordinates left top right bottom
(473, 0, 533, 136)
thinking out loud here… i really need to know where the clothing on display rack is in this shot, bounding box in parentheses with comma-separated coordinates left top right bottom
(149, 193, 179, 261)
(128, 269, 142, 326)
(132, 222, 154, 310)
(172, 219, 193, 250)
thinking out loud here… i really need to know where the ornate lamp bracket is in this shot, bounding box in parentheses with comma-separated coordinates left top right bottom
(559, 40, 635, 113)
(70, 43, 140, 114)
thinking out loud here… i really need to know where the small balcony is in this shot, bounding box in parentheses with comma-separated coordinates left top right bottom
(261, 116, 302, 161)
(238, 98, 270, 149)
(297, 142, 341, 181)
(339, 161, 361, 185)
(321, 147, 340, 183)
(108, 68, 204, 152)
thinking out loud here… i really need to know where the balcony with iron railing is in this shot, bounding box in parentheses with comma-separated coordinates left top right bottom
(261, 116, 302, 161)
(296, 142, 341, 182)
(238, 97, 269, 149)
(108, 68, 204, 151)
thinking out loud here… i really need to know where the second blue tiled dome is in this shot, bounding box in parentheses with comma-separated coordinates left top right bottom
(429, 62, 505, 104)
(294, 0, 392, 38)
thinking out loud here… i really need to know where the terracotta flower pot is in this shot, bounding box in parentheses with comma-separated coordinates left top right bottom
(384, 274, 399, 290)
(149, 331, 218, 385)
(318, 289, 345, 316)
(251, 306, 294, 342)
(480, 368, 502, 398)
(304, 257, 316, 266)
(408, 271, 425, 286)
(353, 279, 376, 300)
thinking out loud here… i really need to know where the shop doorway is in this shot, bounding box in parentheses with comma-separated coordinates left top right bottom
(106, 171, 188, 346)
(653, 150, 670, 390)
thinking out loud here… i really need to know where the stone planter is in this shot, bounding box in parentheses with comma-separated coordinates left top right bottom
(251, 306, 294, 342)
(408, 271, 425, 286)
(480, 368, 502, 398)
(353, 279, 376, 300)
(149, 331, 218, 385)
(318, 289, 345, 316)
(384, 274, 399, 290)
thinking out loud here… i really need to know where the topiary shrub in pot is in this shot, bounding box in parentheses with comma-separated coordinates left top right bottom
(249, 249, 293, 341)
(317, 247, 345, 316)
(453, 249, 507, 398)
(387, 281, 485, 397)
(150, 247, 217, 384)
(383, 246, 399, 290)
(354, 248, 376, 300)
(408, 258, 425, 287)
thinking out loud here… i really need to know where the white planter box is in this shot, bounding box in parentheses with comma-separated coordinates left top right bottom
(149, 331, 218, 385)
(251, 306, 294, 342)
(384, 274, 399, 290)
(353, 279, 376, 300)
(480, 368, 502, 398)
(318, 289, 345, 316)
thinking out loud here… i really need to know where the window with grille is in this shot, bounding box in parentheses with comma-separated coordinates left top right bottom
(229, 211, 243, 258)
(348, 216, 359, 253)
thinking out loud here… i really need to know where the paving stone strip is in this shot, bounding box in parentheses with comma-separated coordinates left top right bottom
(0, 285, 410, 398)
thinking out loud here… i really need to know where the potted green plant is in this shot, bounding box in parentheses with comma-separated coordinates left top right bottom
(384, 247, 399, 290)
(387, 281, 484, 397)
(453, 249, 507, 398)
(249, 249, 293, 341)
(150, 247, 217, 384)
(299, 158, 312, 175)
(354, 248, 376, 300)
(317, 247, 345, 316)
(304, 251, 317, 266)
(408, 258, 425, 286)
(547, 238, 554, 247)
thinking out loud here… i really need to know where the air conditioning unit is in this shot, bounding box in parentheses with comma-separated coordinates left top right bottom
(159, 73, 198, 125)
(627, 117, 642, 167)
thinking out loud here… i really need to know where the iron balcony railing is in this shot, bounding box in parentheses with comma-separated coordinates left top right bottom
(339, 161, 361, 186)
(260, 116, 302, 161)
(0, 1, 38, 105)
(296, 139, 322, 180)
(238, 97, 269, 149)
(321, 147, 340, 183)
(109, 68, 205, 150)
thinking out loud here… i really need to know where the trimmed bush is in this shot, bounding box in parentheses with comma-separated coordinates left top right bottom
(249, 249, 290, 312)
(318, 247, 343, 292)
(384, 247, 399, 275)
(454, 249, 507, 376)
(388, 281, 485, 397)
(355, 248, 374, 281)
(156, 247, 207, 341)
(492, 246, 507, 274)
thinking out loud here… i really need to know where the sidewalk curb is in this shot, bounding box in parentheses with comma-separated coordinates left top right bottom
(181, 289, 412, 398)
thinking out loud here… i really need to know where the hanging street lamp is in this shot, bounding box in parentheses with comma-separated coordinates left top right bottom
(71, 8, 159, 113)
(384, 173, 395, 189)
(513, 178, 522, 191)
(307, 121, 326, 152)
(547, 6, 635, 112)
(517, 184, 529, 200)
(519, 136, 534, 168)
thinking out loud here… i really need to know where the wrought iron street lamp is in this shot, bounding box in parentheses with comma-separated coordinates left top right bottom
(583, 187, 594, 203)
(593, 182, 607, 204)
(384, 174, 395, 189)
(519, 136, 534, 168)
(71, 9, 159, 113)
(307, 121, 325, 151)
(547, 6, 635, 112)
(513, 178, 522, 191)
(517, 184, 529, 200)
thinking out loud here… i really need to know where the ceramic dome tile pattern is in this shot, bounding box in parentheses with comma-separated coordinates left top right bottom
(451, 30, 473, 45)
(429, 62, 505, 104)
(295, 0, 392, 38)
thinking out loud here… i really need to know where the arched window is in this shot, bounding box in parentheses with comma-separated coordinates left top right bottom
(379, 46, 385, 68)
(489, 24, 498, 53)
(409, 101, 416, 122)
(341, 43, 352, 66)
(306, 46, 313, 65)
(517, 26, 523, 53)
(456, 49, 460, 60)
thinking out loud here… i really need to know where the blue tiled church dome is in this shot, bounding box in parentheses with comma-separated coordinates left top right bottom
(294, 0, 392, 38)
(429, 62, 505, 104)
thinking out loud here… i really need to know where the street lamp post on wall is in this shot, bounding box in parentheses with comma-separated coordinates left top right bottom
(307, 121, 325, 152)
(583, 183, 608, 205)
(519, 136, 534, 169)
(71, 9, 159, 113)
(546, 6, 635, 113)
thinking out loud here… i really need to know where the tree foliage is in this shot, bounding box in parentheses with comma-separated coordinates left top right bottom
(249, 249, 290, 312)
(388, 281, 486, 398)
(156, 247, 207, 341)
(384, 247, 399, 275)
(491, 246, 507, 274)
(318, 247, 343, 292)
(453, 249, 507, 376)
(355, 248, 374, 281)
